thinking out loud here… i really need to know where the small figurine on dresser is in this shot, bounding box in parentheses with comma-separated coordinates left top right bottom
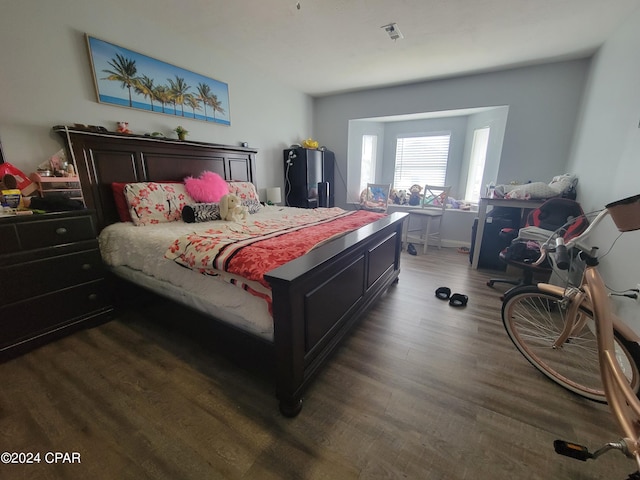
(116, 121, 132, 134)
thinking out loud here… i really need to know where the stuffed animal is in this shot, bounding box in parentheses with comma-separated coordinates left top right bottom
(116, 121, 132, 134)
(220, 193, 248, 222)
(397, 189, 408, 205)
(388, 189, 398, 204)
(408, 184, 422, 206)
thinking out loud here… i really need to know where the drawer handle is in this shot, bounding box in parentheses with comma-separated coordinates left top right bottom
(56, 227, 68, 235)
(81, 263, 92, 271)
(88, 293, 98, 301)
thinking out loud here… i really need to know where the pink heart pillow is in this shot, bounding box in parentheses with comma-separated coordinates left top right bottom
(184, 171, 229, 203)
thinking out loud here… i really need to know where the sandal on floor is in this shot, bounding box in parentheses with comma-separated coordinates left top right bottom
(449, 293, 468, 307)
(457, 246, 470, 254)
(435, 287, 451, 300)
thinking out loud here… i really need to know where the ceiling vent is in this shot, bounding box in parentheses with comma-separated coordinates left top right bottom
(381, 23, 403, 41)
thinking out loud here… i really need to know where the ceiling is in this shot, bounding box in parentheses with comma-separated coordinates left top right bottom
(128, 0, 640, 97)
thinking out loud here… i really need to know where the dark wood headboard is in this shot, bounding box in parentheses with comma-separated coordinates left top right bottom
(54, 126, 257, 231)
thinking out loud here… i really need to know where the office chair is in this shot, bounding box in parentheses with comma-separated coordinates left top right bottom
(403, 185, 451, 254)
(487, 197, 588, 290)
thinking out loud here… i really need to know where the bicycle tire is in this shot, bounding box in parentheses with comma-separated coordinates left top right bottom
(502, 285, 640, 403)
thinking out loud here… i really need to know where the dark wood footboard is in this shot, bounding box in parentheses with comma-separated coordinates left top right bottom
(265, 212, 406, 416)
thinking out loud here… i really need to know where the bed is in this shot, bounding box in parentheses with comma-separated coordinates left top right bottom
(54, 125, 407, 416)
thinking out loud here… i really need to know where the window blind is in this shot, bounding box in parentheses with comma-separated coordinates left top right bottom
(393, 134, 450, 190)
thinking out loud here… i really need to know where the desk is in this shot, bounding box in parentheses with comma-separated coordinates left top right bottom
(471, 197, 545, 269)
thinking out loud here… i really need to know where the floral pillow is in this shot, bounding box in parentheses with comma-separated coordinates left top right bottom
(227, 181, 261, 214)
(124, 182, 194, 226)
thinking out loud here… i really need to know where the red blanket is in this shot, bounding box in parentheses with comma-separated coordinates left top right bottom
(165, 209, 385, 309)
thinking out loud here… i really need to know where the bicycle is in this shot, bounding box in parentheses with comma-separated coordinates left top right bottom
(500, 193, 640, 476)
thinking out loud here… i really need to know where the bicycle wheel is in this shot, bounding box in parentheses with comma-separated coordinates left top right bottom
(502, 285, 640, 403)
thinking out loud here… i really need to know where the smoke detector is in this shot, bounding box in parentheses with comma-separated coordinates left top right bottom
(381, 23, 403, 41)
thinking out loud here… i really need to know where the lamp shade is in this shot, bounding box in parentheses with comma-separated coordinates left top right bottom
(266, 187, 282, 204)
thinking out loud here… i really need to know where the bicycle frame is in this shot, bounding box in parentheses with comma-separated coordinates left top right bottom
(536, 208, 640, 469)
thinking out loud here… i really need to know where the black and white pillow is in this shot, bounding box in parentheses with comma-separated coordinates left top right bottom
(182, 203, 222, 223)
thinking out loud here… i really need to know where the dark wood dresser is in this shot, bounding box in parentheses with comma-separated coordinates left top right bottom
(0, 210, 113, 360)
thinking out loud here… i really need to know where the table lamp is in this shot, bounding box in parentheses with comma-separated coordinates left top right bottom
(266, 187, 282, 205)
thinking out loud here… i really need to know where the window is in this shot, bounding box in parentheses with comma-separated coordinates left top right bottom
(360, 135, 377, 192)
(393, 134, 451, 190)
(464, 127, 490, 202)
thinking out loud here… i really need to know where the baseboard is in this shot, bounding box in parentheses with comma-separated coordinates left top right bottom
(441, 240, 471, 249)
(407, 239, 471, 249)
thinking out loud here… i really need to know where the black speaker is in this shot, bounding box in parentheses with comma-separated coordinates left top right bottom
(318, 182, 329, 207)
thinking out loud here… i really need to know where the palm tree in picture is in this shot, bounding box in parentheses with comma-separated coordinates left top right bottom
(152, 85, 171, 114)
(134, 75, 156, 111)
(196, 83, 212, 120)
(184, 94, 201, 119)
(102, 53, 138, 107)
(209, 94, 225, 121)
(168, 76, 191, 117)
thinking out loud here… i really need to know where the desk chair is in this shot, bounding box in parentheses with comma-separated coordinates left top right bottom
(487, 197, 588, 290)
(403, 185, 451, 254)
(360, 183, 391, 213)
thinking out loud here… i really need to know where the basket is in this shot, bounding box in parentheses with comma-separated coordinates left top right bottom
(606, 194, 640, 232)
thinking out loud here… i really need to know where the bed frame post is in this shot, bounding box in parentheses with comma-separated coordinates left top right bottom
(270, 286, 306, 417)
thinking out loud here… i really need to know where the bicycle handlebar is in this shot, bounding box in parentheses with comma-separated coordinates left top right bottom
(554, 238, 571, 270)
(538, 209, 611, 270)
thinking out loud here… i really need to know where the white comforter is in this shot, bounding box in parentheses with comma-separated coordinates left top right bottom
(99, 205, 315, 340)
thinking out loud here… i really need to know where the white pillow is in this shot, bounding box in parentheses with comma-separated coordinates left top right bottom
(124, 182, 194, 226)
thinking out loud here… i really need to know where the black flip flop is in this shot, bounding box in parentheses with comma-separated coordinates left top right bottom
(449, 293, 468, 307)
(435, 287, 451, 300)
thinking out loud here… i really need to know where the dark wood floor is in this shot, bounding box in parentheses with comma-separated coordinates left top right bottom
(1, 248, 635, 479)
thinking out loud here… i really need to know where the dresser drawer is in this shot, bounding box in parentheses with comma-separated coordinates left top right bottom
(16, 215, 96, 250)
(0, 279, 111, 349)
(0, 224, 20, 254)
(1, 248, 105, 304)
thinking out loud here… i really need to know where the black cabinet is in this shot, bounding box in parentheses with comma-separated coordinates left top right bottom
(284, 148, 334, 208)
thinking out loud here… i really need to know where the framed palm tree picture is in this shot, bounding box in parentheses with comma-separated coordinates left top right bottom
(86, 35, 231, 126)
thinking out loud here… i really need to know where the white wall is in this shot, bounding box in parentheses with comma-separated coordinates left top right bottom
(315, 59, 590, 208)
(0, 0, 312, 195)
(567, 7, 640, 328)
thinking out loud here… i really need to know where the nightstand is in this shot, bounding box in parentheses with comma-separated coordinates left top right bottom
(0, 210, 112, 360)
